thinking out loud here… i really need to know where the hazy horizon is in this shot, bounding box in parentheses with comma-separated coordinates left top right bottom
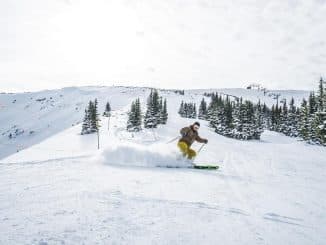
(0, 83, 314, 94)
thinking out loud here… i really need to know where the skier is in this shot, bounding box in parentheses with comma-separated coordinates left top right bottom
(178, 122, 208, 160)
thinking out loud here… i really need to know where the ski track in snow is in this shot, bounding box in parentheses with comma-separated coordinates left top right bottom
(0, 87, 325, 244)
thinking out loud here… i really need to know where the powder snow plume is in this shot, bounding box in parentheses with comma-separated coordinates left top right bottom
(97, 141, 190, 168)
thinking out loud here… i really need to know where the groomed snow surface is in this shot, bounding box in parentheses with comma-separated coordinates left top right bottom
(1, 87, 325, 244)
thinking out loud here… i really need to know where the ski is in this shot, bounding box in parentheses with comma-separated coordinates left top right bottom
(192, 164, 219, 170)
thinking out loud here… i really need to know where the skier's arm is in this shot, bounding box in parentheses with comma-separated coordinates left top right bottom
(196, 135, 208, 144)
(180, 127, 190, 137)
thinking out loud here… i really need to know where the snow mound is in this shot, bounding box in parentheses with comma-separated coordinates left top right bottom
(98, 141, 190, 168)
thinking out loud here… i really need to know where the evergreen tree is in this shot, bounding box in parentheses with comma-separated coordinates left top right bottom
(127, 101, 136, 131)
(160, 99, 168, 124)
(317, 77, 325, 111)
(90, 99, 100, 132)
(81, 99, 100, 134)
(178, 102, 197, 119)
(179, 101, 185, 117)
(158, 97, 163, 124)
(313, 112, 326, 145)
(103, 101, 111, 117)
(127, 98, 142, 131)
(144, 89, 166, 128)
(206, 95, 263, 140)
(253, 100, 264, 139)
(279, 100, 288, 134)
(286, 98, 299, 137)
(298, 99, 310, 140)
(308, 92, 317, 114)
(198, 98, 208, 119)
(81, 109, 90, 135)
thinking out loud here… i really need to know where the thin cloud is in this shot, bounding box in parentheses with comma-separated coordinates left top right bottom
(0, 0, 325, 92)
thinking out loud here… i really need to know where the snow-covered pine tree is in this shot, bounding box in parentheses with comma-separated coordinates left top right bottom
(224, 96, 233, 131)
(317, 77, 325, 111)
(81, 99, 100, 134)
(308, 92, 318, 115)
(286, 98, 299, 137)
(241, 100, 255, 140)
(161, 99, 168, 124)
(208, 94, 232, 137)
(232, 98, 244, 139)
(184, 103, 189, 117)
(279, 100, 288, 134)
(152, 90, 160, 122)
(90, 99, 100, 133)
(313, 112, 326, 145)
(127, 98, 142, 131)
(178, 101, 196, 119)
(191, 103, 197, 118)
(81, 109, 90, 135)
(134, 98, 142, 131)
(198, 98, 208, 119)
(253, 100, 264, 139)
(204, 93, 263, 140)
(298, 99, 310, 141)
(157, 97, 163, 124)
(87, 101, 94, 132)
(144, 89, 161, 128)
(178, 101, 185, 117)
(127, 101, 136, 131)
(103, 101, 111, 117)
(311, 78, 326, 144)
(262, 103, 271, 129)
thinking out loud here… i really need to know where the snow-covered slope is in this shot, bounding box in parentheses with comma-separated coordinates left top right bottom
(0, 86, 309, 159)
(0, 86, 325, 244)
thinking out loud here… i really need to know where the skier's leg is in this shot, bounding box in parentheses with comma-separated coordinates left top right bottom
(177, 141, 189, 158)
(187, 148, 197, 159)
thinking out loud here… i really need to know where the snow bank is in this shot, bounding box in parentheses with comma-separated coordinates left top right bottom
(97, 141, 190, 168)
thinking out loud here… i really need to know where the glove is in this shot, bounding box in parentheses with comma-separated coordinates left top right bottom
(203, 139, 208, 144)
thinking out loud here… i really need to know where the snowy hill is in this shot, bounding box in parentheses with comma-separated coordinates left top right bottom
(0, 85, 325, 244)
(0, 86, 309, 159)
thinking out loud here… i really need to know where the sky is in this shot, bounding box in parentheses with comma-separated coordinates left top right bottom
(1, 0, 326, 92)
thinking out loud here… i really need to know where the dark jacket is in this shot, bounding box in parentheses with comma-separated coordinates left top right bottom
(179, 125, 206, 146)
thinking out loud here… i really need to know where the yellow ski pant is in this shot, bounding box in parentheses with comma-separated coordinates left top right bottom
(177, 141, 196, 159)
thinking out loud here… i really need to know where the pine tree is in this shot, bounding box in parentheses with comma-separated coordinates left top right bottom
(127, 98, 142, 131)
(81, 109, 90, 134)
(198, 98, 208, 119)
(179, 101, 185, 117)
(299, 99, 310, 141)
(81, 99, 100, 134)
(144, 89, 163, 128)
(134, 98, 142, 131)
(253, 100, 264, 139)
(90, 99, 100, 132)
(203, 93, 263, 140)
(191, 103, 197, 118)
(178, 101, 197, 119)
(313, 112, 326, 145)
(158, 97, 163, 124)
(103, 101, 111, 117)
(317, 77, 325, 111)
(161, 99, 168, 124)
(127, 101, 136, 131)
(279, 100, 288, 134)
(286, 98, 299, 137)
(308, 92, 317, 114)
